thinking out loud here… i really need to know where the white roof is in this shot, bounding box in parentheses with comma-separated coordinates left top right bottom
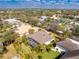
(4, 18, 18, 23)
(11, 55, 20, 59)
(41, 16, 47, 18)
(57, 31, 63, 34)
(39, 16, 48, 21)
(3, 18, 22, 27)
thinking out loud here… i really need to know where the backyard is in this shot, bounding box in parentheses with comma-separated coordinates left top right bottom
(19, 43, 60, 59)
(41, 51, 60, 59)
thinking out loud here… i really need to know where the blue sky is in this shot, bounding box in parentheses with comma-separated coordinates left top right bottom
(0, 0, 79, 9)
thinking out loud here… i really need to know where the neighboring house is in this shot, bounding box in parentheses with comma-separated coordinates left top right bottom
(60, 50, 79, 59)
(47, 23, 64, 36)
(47, 23, 57, 31)
(46, 21, 59, 32)
(70, 36, 79, 45)
(47, 18, 75, 35)
(56, 39, 79, 51)
(50, 14, 60, 20)
(39, 16, 48, 21)
(29, 31, 53, 46)
(56, 38, 79, 59)
(3, 18, 22, 27)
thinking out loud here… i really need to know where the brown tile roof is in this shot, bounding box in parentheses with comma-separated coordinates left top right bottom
(60, 50, 79, 59)
(57, 39, 79, 51)
(29, 31, 52, 44)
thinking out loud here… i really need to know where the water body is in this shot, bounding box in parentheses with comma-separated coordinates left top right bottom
(0, 0, 79, 9)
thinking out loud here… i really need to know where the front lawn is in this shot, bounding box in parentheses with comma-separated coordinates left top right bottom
(41, 51, 60, 59)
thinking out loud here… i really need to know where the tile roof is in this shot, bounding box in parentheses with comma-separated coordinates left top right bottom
(29, 31, 52, 44)
(57, 39, 79, 51)
(71, 36, 79, 42)
(60, 50, 79, 59)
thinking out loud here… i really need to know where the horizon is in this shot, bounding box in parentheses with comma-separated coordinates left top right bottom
(0, 0, 79, 9)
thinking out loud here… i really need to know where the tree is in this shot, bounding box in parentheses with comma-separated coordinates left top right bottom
(28, 29, 35, 34)
(63, 31, 71, 39)
(38, 55, 42, 59)
(22, 34, 28, 45)
(46, 45, 51, 52)
(73, 26, 79, 36)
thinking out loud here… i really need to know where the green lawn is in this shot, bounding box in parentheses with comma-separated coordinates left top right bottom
(21, 44, 60, 59)
(41, 51, 60, 59)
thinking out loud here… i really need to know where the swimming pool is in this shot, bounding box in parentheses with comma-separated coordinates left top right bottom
(0, 0, 79, 9)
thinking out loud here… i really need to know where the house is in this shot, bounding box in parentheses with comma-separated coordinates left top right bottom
(3, 18, 22, 27)
(39, 16, 48, 21)
(47, 18, 74, 35)
(56, 38, 79, 59)
(60, 50, 79, 59)
(70, 36, 79, 45)
(46, 20, 60, 32)
(47, 23, 57, 32)
(29, 31, 53, 46)
(56, 39, 79, 51)
(50, 14, 60, 20)
(47, 23, 64, 36)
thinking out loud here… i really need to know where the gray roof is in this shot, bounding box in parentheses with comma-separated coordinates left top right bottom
(71, 36, 79, 42)
(60, 50, 79, 59)
(57, 39, 79, 51)
(29, 31, 52, 44)
(47, 23, 57, 31)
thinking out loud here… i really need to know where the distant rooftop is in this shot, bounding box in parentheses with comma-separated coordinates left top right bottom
(4, 18, 18, 23)
(3, 18, 22, 26)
